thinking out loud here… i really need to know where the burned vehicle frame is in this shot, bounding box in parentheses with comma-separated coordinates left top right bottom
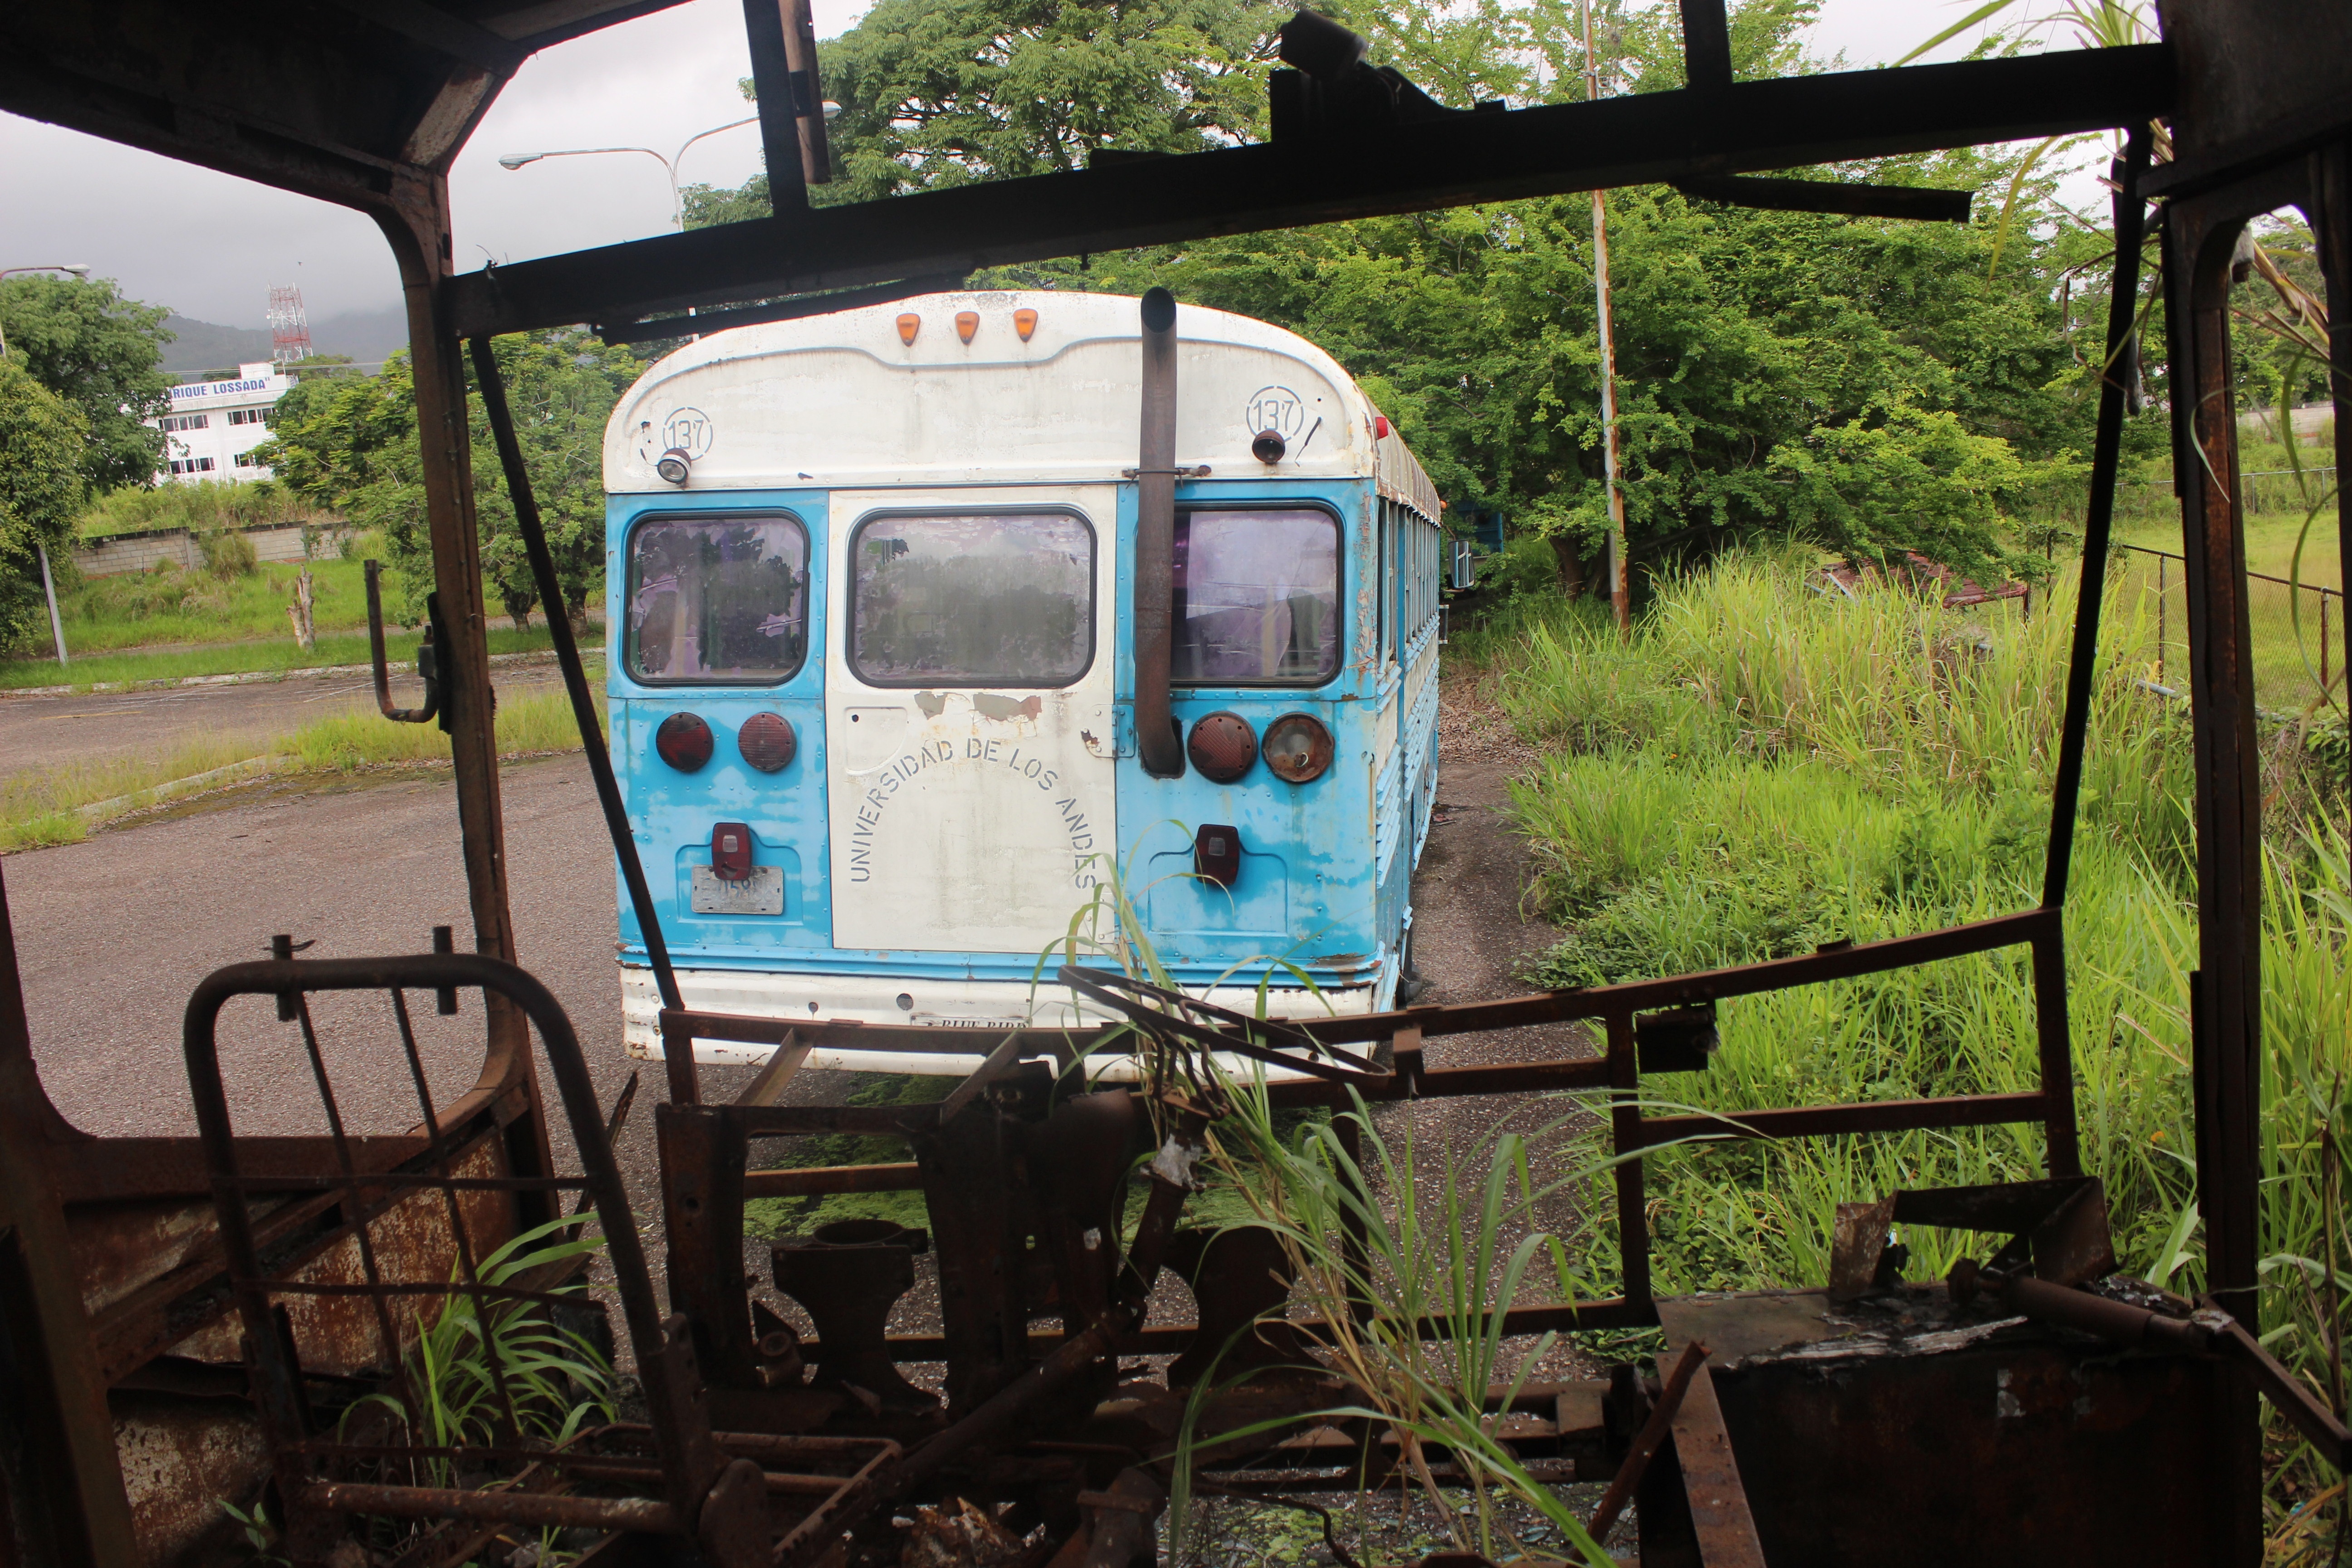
(0, 0, 2348, 1563)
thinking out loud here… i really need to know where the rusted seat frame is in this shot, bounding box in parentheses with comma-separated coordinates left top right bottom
(181, 951, 758, 1557)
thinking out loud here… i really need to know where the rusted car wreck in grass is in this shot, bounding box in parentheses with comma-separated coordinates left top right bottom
(2, 0, 2348, 1563)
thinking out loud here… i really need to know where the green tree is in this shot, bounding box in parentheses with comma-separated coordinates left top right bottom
(0, 358, 88, 655)
(255, 329, 644, 630)
(0, 275, 174, 490)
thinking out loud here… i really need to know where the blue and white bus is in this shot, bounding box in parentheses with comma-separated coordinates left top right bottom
(601, 289, 1443, 1071)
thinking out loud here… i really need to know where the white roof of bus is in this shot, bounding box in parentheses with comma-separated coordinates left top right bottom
(603, 289, 1439, 517)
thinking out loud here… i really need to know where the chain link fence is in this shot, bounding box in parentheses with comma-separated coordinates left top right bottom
(2116, 542, 2342, 715)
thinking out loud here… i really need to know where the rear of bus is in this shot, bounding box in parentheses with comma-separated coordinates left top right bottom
(601, 291, 1441, 1068)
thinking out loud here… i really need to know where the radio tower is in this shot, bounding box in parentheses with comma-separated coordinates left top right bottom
(267, 284, 313, 365)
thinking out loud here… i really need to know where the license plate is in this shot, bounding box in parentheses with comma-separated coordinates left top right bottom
(691, 866, 783, 916)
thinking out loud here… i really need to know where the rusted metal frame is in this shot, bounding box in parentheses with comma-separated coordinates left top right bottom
(286, 990, 432, 1434)
(1607, 1009, 1651, 1314)
(654, 1105, 761, 1383)
(85, 1113, 519, 1385)
(767, 1440, 902, 1566)
(2166, 187, 2272, 1331)
(738, 0, 811, 216)
(303, 1480, 678, 1532)
(2323, 142, 2352, 712)
(183, 955, 700, 1504)
(231, 1172, 593, 1194)
(300, 1441, 874, 1496)
(742, 1161, 923, 1198)
(372, 181, 559, 1219)
(1588, 1338, 1709, 1545)
(445, 45, 2172, 338)
(1676, 0, 1732, 90)
(469, 336, 685, 1027)
(2204, 1300, 2352, 1471)
(937, 1032, 1032, 1123)
(1672, 175, 1971, 222)
(2043, 127, 2152, 913)
(365, 559, 440, 722)
(1656, 1354, 1766, 1567)
(0, 864, 139, 1568)
(1632, 1091, 2051, 1146)
(388, 987, 526, 1440)
(599, 274, 971, 346)
(660, 1009, 704, 1107)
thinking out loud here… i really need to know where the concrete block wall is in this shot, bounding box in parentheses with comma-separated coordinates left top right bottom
(74, 521, 353, 578)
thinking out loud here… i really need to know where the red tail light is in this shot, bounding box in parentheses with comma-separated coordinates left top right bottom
(738, 711, 797, 773)
(1187, 712, 1257, 783)
(655, 711, 714, 772)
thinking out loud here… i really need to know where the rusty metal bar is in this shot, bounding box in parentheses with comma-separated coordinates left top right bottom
(2043, 128, 2151, 911)
(1660, 1356, 1766, 1566)
(468, 335, 685, 1021)
(287, 991, 427, 1434)
(0, 863, 139, 1568)
(1607, 1010, 1650, 1312)
(388, 986, 524, 1440)
(363, 559, 437, 723)
(448, 47, 2173, 338)
(301, 1481, 679, 1532)
(2167, 193, 2266, 1328)
(1633, 1091, 2048, 1146)
(742, 1161, 924, 1198)
(2029, 930, 2083, 1178)
(1588, 1338, 1709, 1544)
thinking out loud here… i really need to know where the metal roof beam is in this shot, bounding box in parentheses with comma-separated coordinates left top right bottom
(449, 43, 2173, 339)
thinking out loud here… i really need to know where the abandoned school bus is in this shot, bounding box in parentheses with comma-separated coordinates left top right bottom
(603, 288, 1445, 1068)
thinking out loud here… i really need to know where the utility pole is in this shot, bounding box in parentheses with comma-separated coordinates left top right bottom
(1583, 0, 1631, 636)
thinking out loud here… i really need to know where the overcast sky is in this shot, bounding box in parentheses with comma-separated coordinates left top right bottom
(0, 0, 2063, 329)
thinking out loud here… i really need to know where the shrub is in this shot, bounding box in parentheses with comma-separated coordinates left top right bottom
(197, 528, 258, 579)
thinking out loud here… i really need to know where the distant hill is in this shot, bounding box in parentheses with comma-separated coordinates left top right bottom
(159, 304, 413, 378)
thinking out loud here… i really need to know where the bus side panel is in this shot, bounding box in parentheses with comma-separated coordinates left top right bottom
(1114, 478, 1387, 1002)
(608, 490, 833, 969)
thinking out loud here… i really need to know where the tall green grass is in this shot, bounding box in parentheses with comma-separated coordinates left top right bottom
(1485, 553, 2347, 1543)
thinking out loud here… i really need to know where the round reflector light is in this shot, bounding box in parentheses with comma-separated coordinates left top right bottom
(1260, 713, 1333, 784)
(1251, 428, 1287, 464)
(738, 711, 797, 773)
(655, 711, 714, 772)
(1187, 711, 1257, 783)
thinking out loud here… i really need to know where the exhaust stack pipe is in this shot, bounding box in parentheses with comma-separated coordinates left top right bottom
(1132, 287, 1185, 777)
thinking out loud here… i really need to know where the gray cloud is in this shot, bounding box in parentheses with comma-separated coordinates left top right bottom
(0, 1, 1997, 330)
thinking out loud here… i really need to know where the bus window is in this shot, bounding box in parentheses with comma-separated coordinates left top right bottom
(850, 511, 1094, 686)
(1171, 507, 1340, 685)
(627, 514, 808, 683)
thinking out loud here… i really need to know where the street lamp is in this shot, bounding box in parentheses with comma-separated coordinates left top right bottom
(0, 264, 91, 668)
(500, 105, 843, 227)
(500, 115, 763, 229)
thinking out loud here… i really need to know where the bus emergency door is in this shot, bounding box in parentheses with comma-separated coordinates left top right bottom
(823, 487, 1119, 964)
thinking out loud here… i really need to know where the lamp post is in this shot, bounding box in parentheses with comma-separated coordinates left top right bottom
(499, 116, 764, 230)
(1, 263, 92, 667)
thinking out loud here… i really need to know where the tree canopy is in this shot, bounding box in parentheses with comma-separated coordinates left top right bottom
(669, 0, 2149, 589)
(254, 329, 645, 629)
(0, 358, 88, 655)
(0, 274, 174, 492)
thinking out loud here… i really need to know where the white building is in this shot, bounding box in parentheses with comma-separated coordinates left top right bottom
(154, 361, 293, 483)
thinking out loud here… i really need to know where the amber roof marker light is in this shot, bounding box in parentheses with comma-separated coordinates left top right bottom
(1013, 307, 1039, 340)
(955, 310, 979, 343)
(896, 313, 920, 344)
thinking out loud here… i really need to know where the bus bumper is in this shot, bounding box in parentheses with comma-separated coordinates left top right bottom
(619, 963, 1381, 1075)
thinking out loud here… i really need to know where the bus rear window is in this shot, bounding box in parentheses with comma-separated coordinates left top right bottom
(627, 515, 808, 684)
(850, 512, 1094, 686)
(1173, 508, 1340, 684)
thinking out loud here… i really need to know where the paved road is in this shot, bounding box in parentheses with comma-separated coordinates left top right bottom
(0, 662, 574, 774)
(4, 679, 1580, 1369)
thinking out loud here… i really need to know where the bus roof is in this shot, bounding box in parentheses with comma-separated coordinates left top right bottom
(603, 289, 1439, 518)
